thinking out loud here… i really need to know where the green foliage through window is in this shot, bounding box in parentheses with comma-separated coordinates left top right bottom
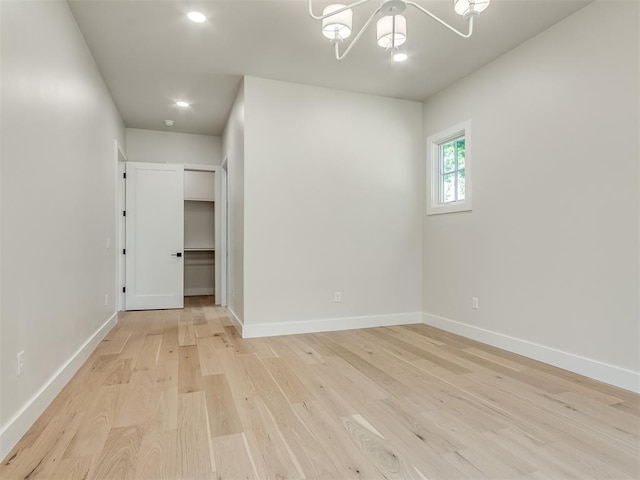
(439, 136, 465, 203)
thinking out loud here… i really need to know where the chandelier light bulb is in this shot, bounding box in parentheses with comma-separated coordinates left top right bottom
(322, 4, 353, 41)
(187, 11, 207, 23)
(377, 15, 407, 49)
(393, 52, 408, 62)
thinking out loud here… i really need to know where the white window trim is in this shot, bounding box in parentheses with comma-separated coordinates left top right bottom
(426, 120, 472, 215)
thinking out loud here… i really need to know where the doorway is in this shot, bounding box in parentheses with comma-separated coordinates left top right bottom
(221, 158, 229, 306)
(120, 161, 226, 311)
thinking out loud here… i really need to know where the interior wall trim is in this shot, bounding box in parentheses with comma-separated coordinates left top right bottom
(0, 312, 118, 461)
(422, 312, 639, 393)
(227, 307, 244, 337)
(184, 288, 215, 296)
(241, 312, 422, 339)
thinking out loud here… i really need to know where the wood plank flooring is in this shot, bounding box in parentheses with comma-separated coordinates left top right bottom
(1, 296, 639, 479)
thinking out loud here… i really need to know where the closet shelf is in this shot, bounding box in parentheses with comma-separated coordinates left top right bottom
(184, 247, 215, 252)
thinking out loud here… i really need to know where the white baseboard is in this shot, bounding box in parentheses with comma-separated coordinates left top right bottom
(185, 288, 214, 296)
(226, 307, 243, 336)
(422, 312, 640, 393)
(0, 312, 118, 461)
(242, 312, 422, 339)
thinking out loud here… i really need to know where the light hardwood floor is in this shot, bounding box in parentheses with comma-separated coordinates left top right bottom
(1, 296, 639, 479)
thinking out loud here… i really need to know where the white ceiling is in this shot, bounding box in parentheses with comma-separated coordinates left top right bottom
(68, 0, 592, 136)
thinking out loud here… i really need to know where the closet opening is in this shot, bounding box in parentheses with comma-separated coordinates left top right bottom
(184, 168, 216, 305)
(121, 162, 224, 311)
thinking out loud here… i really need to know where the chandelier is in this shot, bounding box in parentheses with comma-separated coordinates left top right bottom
(308, 0, 490, 61)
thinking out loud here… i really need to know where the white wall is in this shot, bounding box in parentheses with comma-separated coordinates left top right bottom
(242, 77, 423, 335)
(422, 0, 639, 391)
(126, 128, 222, 165)
(0, 0, 125, 458)
(222, 82, 246, 324)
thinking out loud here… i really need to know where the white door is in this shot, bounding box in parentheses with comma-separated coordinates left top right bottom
(125, 162, 184, 310)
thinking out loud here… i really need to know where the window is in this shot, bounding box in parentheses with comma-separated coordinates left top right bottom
(427, 120, 472, 215)
(440, 136, 466, 203)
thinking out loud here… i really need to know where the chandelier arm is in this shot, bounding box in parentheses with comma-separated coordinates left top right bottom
(334, 7, 382, 60)
(406, 1, 475, 38)
(308, 0, 372, 20)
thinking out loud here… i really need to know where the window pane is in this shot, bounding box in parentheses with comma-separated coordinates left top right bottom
(441, 142, 456, 173)
(457, 138, 465, 169)
(442, 172, 456, 203)
(457, 168, 465, 200)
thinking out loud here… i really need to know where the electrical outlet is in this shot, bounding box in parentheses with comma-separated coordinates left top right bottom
(104, 293, 109, 306)
(17, 351, 24, 376)
(334, 291, 342, 303)
(472, 297, 479, 310)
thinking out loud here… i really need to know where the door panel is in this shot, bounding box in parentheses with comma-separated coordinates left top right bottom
(125, 162, 184, 310)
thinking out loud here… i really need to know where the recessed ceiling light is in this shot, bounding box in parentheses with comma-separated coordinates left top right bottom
(393, 52, 408, 62)
(164, 120, 175, 126)
(187, 11, 206, 23)
(176, 101, 190, 108)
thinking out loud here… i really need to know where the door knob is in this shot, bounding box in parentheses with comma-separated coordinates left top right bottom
(171, 252, 183, 257)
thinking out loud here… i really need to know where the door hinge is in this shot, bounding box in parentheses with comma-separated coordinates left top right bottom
(122, 210, 126, 217)
(122, 248, 126, 255)
(122, 287, 126, 293)
(123, 172, 126, 179)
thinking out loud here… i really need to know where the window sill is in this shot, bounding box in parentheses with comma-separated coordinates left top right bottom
(427, 201, 472, 216)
